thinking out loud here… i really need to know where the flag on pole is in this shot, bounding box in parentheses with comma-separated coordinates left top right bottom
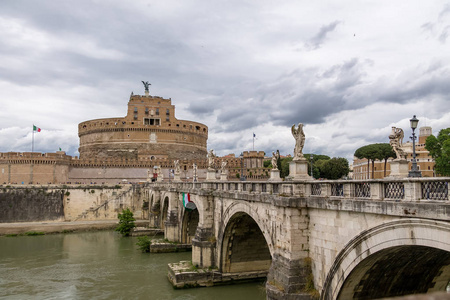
(33, 125, 41, 132)
(182, 192, 196, 210)
(253, 133, 256, 138)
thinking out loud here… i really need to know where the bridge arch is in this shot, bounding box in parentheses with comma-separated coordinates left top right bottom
(217, 202, 274, 273)
(322, 219, 450, 300)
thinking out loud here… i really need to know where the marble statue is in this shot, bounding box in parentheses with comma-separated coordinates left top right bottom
(389, 126, 407, 159)
(291, 123, 305, 160)
(174, 160, 180, 174)
(221, 161, 227, 173)
(272, 150, 280, 170)
(208, 150, 215, 169)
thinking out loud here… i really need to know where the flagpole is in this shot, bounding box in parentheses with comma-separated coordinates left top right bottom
(32, 125, 34, 152)
(253, 133, 255, 151)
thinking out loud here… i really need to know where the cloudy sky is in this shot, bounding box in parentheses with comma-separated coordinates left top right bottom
(1, 1, 449, 162)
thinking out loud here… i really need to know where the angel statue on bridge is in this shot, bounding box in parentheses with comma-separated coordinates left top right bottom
(291, 123, 305, 161)
(207, 150, 215, 169)
(272, 150, 280, 170)
(389, 127, 407, 160)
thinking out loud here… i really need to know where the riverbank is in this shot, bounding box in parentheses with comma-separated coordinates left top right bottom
(0, 219, 149, 235)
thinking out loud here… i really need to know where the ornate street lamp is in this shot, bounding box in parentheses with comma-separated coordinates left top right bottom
(408, 115, 422, 177)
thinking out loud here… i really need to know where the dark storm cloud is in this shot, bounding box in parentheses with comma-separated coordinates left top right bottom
(305, 21, 340, 50)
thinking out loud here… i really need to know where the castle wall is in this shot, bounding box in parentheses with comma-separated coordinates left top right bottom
(78, 94, 208, 160)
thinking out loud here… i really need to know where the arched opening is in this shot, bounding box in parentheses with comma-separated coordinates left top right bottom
(181, 208, 199, 244)
(221, 212, 271, 273)
(337, 245, 450, 299)
(161, 196, 169, 231)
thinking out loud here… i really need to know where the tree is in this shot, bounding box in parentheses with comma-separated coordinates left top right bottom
(318, 157, 350, 180)
(115, 208, 136, 237)
(304, 154, 330, 179)
(280, 157, 293, 178)
(376, 143, 397, 177)
(425, 128, 450, 176)
(354, 143, 394, 179)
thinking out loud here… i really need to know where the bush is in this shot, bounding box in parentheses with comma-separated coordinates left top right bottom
(136, 236, 152, 252)
(115, 208, 136, 237)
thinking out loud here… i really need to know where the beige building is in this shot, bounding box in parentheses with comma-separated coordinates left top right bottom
(79, 93, 208, 161)
(353, 126, 436, 179)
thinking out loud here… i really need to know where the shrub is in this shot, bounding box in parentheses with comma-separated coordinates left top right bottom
(136, 236, 152, 252)
(115, 208, 136, 237)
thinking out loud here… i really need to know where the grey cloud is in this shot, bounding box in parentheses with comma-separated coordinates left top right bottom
(305, 21, 340, 50)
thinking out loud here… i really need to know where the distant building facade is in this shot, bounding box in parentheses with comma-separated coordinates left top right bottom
(353, 126, 436, 179)
(0, 89, 272, 184)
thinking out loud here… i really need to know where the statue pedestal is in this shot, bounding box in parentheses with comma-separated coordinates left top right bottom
(173, 173, 181, 182)
(220, 173, 227, 181)
(288, 159, 311, 180)
(389, 159, 409, 178)
(206, 169, 216, 181)
(268, 169, 281, 181)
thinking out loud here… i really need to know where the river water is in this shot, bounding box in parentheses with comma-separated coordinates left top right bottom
(0, 231, 266, 300)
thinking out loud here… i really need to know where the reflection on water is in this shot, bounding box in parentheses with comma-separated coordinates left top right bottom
(0, 231, 266, 300)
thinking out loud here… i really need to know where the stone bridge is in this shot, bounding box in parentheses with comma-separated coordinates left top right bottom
(145, 178, 450, 299)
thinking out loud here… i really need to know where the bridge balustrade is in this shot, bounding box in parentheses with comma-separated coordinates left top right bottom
(151, 177, 450, 202)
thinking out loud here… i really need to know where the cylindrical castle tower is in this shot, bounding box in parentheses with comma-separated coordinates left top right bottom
(78, 92, 208, 161)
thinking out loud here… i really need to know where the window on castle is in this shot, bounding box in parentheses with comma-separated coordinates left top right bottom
(134, 114, 138, 120)
(166, 109, 170, 115)
(134, 107, 138, 113)
(195, 126, 200, 130)
(156, 108, 159, 115)
(166, 116, 170, 121)
(144, 118, 160, 126)
(145, 108, 149, 114)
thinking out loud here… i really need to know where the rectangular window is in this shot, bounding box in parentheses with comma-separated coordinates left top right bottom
(166, 109, 170, 115)
(144, 118, 161, 125)
(156, 108, 159, 115)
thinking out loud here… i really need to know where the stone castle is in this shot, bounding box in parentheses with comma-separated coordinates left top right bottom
(0, 88, 270, 184)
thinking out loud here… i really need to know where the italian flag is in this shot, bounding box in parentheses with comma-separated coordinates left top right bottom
(33, 125, 41, 132)
(182, 192, 196, 210)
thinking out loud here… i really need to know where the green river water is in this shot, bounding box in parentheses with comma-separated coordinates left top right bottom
(0, 231, 266, 300)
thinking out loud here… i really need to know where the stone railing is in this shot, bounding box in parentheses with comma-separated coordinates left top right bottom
(152, 177, 450, 202)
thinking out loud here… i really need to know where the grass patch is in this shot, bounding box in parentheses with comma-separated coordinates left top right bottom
(5, 234, 18, 237)
(24, 231, 45, 236)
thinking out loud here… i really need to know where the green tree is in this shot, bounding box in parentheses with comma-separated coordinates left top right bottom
(376, 143, 397, 177)
(354, 143, 390, 179)
(115, 208, 136, 237)
(425, 128, 450, 176)
(318, 157, 350, 179)
(304, 154, 330, 179)
(280, 157, 293, 178)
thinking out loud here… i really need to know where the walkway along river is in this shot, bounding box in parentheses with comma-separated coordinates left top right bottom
(0, 231, 266, 300)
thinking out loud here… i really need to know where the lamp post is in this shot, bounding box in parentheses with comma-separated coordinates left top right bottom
(310, 154, 314, 178)
(408, 115, 422, 178)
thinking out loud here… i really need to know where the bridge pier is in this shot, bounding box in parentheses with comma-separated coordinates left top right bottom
(192, 227, 216, 268)
(266, 255, 314, 300)
(191, 194, 216, 268)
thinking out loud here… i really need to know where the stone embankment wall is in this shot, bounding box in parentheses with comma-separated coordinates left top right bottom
(0, 187, 65, 222)
(0, 184, 147, 223)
